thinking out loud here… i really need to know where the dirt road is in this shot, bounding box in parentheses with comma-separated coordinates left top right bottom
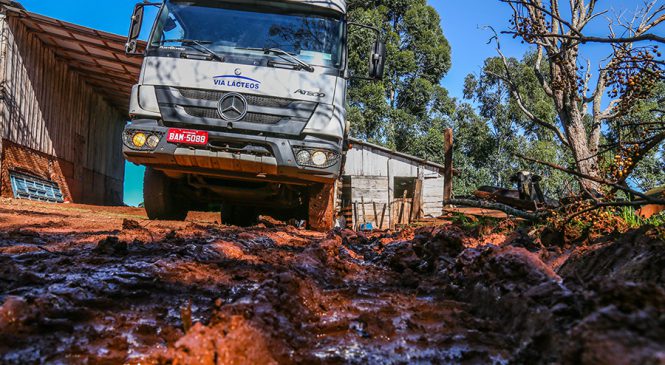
(1, 198, 664, 364)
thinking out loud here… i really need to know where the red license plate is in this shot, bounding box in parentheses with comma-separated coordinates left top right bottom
(166, 129, 209, 145)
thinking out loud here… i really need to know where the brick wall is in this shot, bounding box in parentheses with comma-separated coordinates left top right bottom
(0, 139, 123, 205)
(0, 139, 73, 201)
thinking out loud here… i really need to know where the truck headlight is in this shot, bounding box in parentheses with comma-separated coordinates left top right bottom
(293, 148, 340, 169)
(311, 151, 328, 166)
(296, 150, 312, 166)
(146, 135, 161, 149)
(132, 132, 147, 148)
(124, 130, 164, 151)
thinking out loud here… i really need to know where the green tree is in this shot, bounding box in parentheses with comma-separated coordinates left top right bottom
(463, 52, 576, 198)
(346, 0, 451, 149)
(407, 100, 497, 196)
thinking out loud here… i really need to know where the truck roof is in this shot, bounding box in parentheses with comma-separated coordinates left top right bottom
(288, 0, 346, 14)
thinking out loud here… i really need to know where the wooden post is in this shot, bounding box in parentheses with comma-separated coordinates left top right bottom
(360, 196, 367, 225)
(353, 202, 358, 230)
(380, 204, 386, 230)
(398, 189, 407, 226)
(444, 128, 454, 209)
(410, 178, 423, 223)
(372, 202, 378, 227)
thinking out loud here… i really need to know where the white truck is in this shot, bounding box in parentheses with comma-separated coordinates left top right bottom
(122, 0, 385, 229)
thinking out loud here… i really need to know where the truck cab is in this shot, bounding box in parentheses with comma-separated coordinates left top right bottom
(122, 0, 385, 229)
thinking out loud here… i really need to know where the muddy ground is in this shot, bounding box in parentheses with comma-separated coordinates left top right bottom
(1, 198, 664, 364)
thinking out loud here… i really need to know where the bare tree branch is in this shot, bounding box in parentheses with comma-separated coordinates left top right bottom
(535, 46, 555, 97)
(514, 153, 665, 204)
(484, 27, 571, 147)
(485, 68, 570, 147)
(500, 0, 583, 37)
(502, 30, 665, 43)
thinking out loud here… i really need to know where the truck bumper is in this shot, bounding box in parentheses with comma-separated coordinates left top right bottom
(123, 121, 342, 185)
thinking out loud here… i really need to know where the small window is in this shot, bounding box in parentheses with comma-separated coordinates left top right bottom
(394, 177, 416, 199)
(10, 172, 64, 203)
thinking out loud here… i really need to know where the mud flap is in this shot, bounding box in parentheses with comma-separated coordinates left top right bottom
(308, 183, 335, 232)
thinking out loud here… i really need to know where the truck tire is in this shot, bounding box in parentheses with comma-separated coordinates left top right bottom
(144, 167, 188, 221)
(221, 204, 258, 227)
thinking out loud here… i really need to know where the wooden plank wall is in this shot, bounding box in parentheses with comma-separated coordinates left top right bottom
(0, 16, 126, 204)
(344, 143, 446, 229)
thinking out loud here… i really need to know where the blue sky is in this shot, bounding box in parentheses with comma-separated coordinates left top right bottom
(18, 0, 647, 206)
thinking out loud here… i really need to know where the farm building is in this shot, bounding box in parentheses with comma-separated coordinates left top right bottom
(341, 138, 447, 229)
(0, 1, 140, 205)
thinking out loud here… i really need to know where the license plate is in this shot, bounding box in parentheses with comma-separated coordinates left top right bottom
(166, 129, 209, 146)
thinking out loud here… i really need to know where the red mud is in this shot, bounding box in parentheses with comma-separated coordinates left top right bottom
(1, 198, 664, 364)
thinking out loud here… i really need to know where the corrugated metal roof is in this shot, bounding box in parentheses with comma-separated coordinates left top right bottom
(2, 4, 143, 111)
(348, 137, 445, 171)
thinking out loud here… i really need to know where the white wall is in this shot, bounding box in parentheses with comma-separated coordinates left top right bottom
(343, 143, 445, 227)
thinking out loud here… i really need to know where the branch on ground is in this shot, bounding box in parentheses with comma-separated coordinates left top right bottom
(445, 199, 546, 221)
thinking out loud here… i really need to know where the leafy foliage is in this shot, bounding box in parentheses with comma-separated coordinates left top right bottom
(346, 0, 451, 149)
(619, 207, 665, 228)
(463, 52, 576, 197)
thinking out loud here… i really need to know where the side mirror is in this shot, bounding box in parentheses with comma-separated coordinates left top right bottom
(126, 3, 145, 54)
(368, 40, 386, 80)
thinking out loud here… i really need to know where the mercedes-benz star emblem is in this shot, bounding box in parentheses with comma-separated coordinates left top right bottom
(217, 93, 248, 122)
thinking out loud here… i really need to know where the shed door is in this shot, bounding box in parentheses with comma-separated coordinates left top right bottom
(392, 177, 423, 226)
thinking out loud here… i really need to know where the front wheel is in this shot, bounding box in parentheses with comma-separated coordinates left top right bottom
(143, 167, 189, 221)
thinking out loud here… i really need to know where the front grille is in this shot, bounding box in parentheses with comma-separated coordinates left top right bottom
(177, 88, 294, 108)
(178, 88, 224, 101)
(183, 107, 282, 124)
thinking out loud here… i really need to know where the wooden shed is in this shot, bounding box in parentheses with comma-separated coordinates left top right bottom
(341, 138, 446, 229)
(0, 2, 141, 205)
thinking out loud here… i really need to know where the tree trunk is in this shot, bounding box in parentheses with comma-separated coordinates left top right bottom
(550, 56, 603, 194)
(558, 97, 602, 193)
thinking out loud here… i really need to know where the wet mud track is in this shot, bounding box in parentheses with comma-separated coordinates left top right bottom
(1, 198, 664, 364)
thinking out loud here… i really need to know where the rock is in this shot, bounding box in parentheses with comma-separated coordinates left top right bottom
(258, 215, 285, 228)
(122, 219, 142, 230)
(93, 236, 128, 256)
(0, 296, 32, 332)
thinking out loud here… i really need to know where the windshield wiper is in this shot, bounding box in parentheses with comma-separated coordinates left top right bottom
(161, 39, 224, 62)
(235, 47, 314, 72)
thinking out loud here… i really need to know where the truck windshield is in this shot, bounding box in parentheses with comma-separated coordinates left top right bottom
(150, 0, 345, 69)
